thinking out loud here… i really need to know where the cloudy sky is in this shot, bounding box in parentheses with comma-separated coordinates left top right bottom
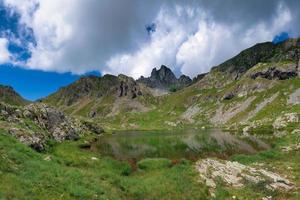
(0, 0, 299, 99)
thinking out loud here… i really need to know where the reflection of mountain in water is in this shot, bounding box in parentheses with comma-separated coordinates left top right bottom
(91, 129, 270, 160)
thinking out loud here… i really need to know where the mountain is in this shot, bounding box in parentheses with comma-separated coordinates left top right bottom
(86, 38, 300, 130)
(213, 38, 300, 79)
(137, 65, 192, 91)
(0, 85, 104, 151)
(0, 85, 28, 106)
(39, 38, 300, 131)
(43, 74, 155, 119)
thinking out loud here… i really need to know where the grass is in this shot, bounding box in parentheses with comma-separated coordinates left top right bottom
(1, 125, 300, 199)
(0, 130, 209, 200)
(229, 132, 300, 199)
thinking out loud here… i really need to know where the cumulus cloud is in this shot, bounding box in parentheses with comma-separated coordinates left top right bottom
(107, 2, 294, 77)
(4, 0, 161, 73)
(0, 38, 10, 63)
(176, 2, 293, 76)
(2, 0, 300, 78)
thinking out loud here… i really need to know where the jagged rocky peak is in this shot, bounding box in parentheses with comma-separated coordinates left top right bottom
(137, 65, 192, 90)
(178, 75, 192, 85)
(0, 85, 28, 106)
(150, 65, 178, 84)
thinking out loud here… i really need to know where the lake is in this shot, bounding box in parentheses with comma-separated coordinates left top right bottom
(89, 129, 270, 161)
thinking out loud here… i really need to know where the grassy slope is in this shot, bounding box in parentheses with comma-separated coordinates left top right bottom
(1, 128, 300, 199)
(0, 130, 208, 200)
(96, 59, 300, 132)
(0, 85, 28, 106)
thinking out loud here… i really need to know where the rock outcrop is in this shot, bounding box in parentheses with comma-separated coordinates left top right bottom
(0, 102, 103, 151)
(249, 62, 299, 80)
(118, 74, 143, 99)
(195, 158, 293, 196)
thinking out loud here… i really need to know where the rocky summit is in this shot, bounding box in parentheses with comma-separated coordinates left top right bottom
(137, 65, 192, 90)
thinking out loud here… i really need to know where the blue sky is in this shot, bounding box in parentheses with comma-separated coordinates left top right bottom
(0, 64, 100, 101)
(0, 0, 299, 100)
(0, 64, 80, 101)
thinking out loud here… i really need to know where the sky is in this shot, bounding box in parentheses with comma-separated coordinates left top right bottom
(0, 0, 300, 100)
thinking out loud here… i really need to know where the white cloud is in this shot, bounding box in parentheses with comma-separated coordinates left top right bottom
(177, 3, 292, 77)
(108, 3, 293, 78)
(105, 6, 192, 78)
(0, 38, 10, 64)
(1, 0, 297, 78)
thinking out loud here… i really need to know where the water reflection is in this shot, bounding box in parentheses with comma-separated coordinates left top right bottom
(90, 129, 270, 161)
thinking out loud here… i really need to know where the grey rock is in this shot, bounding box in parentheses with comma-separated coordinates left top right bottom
(0, 102, 104, 151)
(223, 92, 235, 100)
(195, 158, 293, 196)
(137, 65, 191, 90)
(250, 65, 298, 80)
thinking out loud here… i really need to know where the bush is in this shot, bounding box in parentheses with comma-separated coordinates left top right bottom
(169, 85, 178, 92)
(120, 163, 132, 176)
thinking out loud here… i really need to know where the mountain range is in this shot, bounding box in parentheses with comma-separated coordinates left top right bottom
(1, 37, 300, 136)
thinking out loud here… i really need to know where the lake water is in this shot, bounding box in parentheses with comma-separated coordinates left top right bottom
(89, 129, 270, 161)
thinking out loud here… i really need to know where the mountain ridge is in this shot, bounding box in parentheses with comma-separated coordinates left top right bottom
(0, 85, 28, 106)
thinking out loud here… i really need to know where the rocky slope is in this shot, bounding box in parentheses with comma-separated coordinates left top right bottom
(43, 74, 156, 119)
(137, 65, 192, 91)
(0, 85, 28, 105)
(0, 100, 103, 151)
